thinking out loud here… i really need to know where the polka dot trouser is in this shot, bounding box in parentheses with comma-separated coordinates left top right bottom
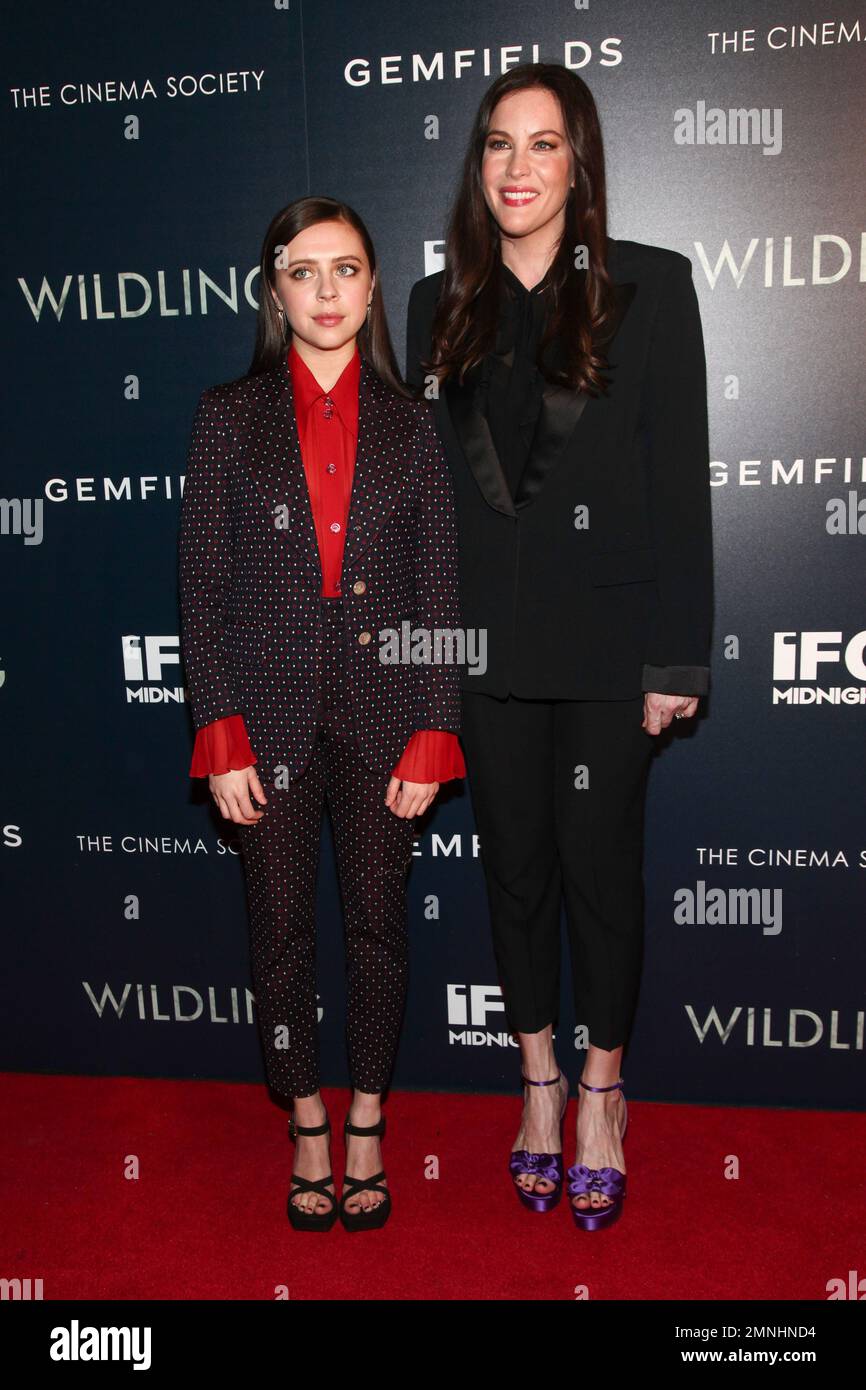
(236, 597, 416, 1100)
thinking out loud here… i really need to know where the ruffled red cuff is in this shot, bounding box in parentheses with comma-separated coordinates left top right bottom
(189, 714, 258, 778)
(391, 729, 466, 784)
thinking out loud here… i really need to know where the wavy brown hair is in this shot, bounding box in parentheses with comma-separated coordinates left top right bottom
(423, 63, 619, 396)
(248, 195, 411, 397)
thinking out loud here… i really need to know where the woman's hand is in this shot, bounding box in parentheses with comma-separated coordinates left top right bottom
(385, 776, 439, 819)
(642, 692, 699, 734)
(208, 764, 268, 824)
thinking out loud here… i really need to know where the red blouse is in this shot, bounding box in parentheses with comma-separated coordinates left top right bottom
(188, 340, 466, 784)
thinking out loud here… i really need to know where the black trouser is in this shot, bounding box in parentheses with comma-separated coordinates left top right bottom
(460, 690, 655, 1051)
(236, 597, 416, 1100)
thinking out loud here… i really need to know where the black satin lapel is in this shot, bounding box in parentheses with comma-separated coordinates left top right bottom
(444, 375, 517, 518)
(442, 279, 637, 514)
(514, 280, 637, 508)
(513, 384, 590, 508)
(243, 360, 321, 579)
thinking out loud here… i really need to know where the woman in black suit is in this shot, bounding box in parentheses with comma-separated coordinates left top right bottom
(179, 197, 465, 1232)
(406, 64, 713, 1230)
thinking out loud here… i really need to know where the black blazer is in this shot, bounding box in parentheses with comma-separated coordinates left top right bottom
(405, 238, 714, 699)
(178, 354, 464, 783)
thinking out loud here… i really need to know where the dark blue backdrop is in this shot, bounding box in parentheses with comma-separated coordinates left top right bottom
(2, 0, 863, 1110)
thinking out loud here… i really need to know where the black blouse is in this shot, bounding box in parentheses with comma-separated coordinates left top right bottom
(479, 261, 555, 500)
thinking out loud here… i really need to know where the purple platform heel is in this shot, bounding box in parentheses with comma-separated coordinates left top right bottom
(509, 1070, 568, 1213)
(567, 1077, 628, 1231)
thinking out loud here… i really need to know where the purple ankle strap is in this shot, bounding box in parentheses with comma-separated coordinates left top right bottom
(578, 1077, 624, 1094)
(521, 1070, 562, 1087)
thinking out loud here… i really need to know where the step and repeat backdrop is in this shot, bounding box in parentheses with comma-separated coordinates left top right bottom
(2, 1, 863, 1109)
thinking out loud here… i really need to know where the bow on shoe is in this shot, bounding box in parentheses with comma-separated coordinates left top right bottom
(567, 1164, 625, 1198)
(509, 1151, 563, 1184)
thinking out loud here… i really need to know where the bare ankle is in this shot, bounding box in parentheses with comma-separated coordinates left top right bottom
(293, 1092, 326, 1122)
(349, 1090, 382, 1121)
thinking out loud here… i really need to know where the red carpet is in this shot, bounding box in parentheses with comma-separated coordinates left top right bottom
(1, 1072, 863, 1301)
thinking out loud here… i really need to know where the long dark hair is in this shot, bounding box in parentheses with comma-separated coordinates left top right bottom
(247, 195, 411, 397)
(424, 63, 619, 396)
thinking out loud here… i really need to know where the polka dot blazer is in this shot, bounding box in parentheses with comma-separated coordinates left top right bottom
(178, 352, 465, 784)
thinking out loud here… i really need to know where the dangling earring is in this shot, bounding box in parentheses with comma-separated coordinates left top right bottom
(276, 304, 288, 343)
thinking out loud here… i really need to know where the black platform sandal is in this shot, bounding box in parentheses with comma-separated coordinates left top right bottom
(339, 1114, 391, 1232)
(287, 1111, 338, 1232)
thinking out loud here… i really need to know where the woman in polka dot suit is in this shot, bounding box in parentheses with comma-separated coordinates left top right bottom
(179, 197, 466, 1232)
